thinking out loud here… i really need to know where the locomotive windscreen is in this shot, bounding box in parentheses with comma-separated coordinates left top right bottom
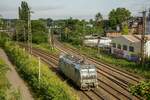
(81, 65, 97, 80)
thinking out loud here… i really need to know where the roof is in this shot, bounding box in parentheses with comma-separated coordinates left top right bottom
(134, 35, 150, 40)
(105, 29, 120, 33)
(100, 37, 109, 39)
(117, 35, 150, 43)
(122, 35, 140, 42)
(84, 35, 99, 39)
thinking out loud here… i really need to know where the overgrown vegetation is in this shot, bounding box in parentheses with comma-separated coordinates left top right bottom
(1, 40, 78, 100)
(32, 43, 58, 54)
(0, 33, 77, 99)
(0, 59, 21, 100)
(31, 20, 48, 44)
(109, 8, 131, 30)
(59, 16, 104, 45)
(129, 81, 150, 99)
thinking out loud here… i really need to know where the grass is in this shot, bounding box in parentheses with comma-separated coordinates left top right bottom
(32, 43, 59, 54)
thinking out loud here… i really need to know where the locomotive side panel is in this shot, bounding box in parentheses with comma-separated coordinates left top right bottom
(59, 58, 81, 87)
(68, 63, 75, 81)
(74, 68, 81, 87)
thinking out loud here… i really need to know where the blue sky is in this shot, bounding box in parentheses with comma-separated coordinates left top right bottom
(0, 0, 150, 20)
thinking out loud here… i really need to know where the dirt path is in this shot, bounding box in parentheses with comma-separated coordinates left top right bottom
(0, 48, 34, 100)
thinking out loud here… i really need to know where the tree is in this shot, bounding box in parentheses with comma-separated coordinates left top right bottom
(47, 18, 53, 27)
(89, 19, 94, 25)
(61, 17, 77, 41)
(109, 8, 131, 29)
(32, 20, 47, 33)
(17, 1, 30, 41)
(0, 15, 3, 30)
(19, 1, 29, 23)
(95, 13, 103, 24)
(14, 20, 26, 41)
(31, 20, 48, 44)
(122, 23, 129, 35)
(95, 13, 103, 27)
(94, 13, 104, 35)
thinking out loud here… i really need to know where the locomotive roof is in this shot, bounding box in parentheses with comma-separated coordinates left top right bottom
(64, 54, 82, 63)
(61, 54, 96, 70)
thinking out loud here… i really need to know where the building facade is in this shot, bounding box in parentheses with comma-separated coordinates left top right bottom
(83, 35, 111, 48)
(111, 35, 150, 61)
(106, 32, 121, 38)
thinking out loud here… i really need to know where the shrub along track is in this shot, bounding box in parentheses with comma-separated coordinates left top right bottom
(20, 43, 141, 100)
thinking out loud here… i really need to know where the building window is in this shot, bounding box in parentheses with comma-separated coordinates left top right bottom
(123, 45, 127, 50)
(112, 43, 116, 48)
(117, 44, 121, 49)
(129, 46, 134, 52)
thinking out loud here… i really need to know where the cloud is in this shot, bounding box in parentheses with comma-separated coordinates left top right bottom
(0, 5, 17, 12)
(32, 5, 64, 12)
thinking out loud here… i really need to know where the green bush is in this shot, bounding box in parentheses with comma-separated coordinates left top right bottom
(32, 31, 48, 44)
(0, 59, 9, 100)
(3, 41, 78, 100)
(129, 81, 150, 99)
(31, 20, 48, 44)
(32, 43, 57, 54)
(0, 32, 10, 47)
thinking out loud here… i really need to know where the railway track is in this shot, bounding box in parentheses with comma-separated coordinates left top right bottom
(54, 37, 143, 84)
(53, 38, 144, 99)
(20, 45, 105, 100)
(20, 43, 142, 100)
(34, 51, 139, 100)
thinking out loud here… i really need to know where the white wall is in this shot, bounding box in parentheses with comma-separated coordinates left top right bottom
(98, 39, 111, 47)
(146, 20, 150, 34)
(145, 41, 150, 57)
(83, 39, 98, 47)
(111, 36, 141, 57)
(83, 38, 112, 47)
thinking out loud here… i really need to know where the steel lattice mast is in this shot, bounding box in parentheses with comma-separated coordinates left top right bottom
(28, 8, 32, 55)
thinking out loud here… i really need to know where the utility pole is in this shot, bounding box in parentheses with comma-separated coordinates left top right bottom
(38, 57, 41, 86)
(28, 9, 32, 55)
(16, 24, 18, 45)
(51, 27, 54, 49)
(97, 36, 100, 54)
(140, 10, 147, 67)
(47, 18, 54, 50)
(23, 26, 26, 43)
(48, 26, 54, 50)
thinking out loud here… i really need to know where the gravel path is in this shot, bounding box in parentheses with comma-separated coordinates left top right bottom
(0, 48, 34, 100)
